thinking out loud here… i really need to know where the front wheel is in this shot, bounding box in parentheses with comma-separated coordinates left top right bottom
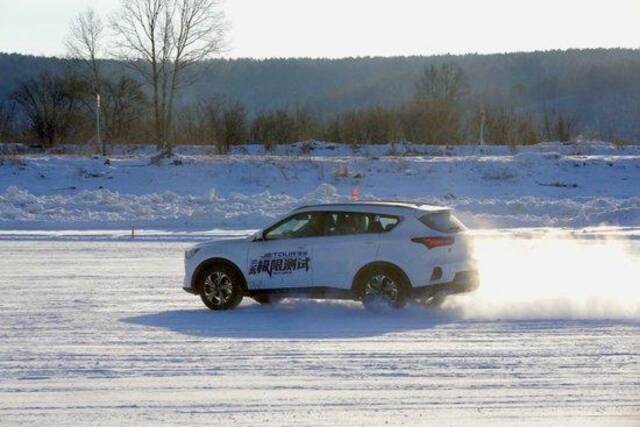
(199, 264, 244, 310)
(360, 269, 409, 311)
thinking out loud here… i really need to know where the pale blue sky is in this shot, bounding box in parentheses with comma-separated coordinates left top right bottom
(0, 0, 638, 58)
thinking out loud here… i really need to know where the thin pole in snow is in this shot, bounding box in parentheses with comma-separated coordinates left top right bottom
(97, 93, 105, 156)
(131, 226, 135, 239)
(479, 109, 486, 146)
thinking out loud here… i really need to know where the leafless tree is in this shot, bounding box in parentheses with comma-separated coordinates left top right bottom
(543, 110, 578, 142)
(65, 8, 105, 94)
(11, 73, 82, 146)
(101, 77, 148, 143)
(111, 0, 228, 153)
(0, 101, 17, 141)
(416, 63, 468, 103)
(406, 63, 469, 144)
(479, 109, 540, 146)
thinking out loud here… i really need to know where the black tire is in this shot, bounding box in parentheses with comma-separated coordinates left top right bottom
(252, 294, 284, 305)
(359, 268, 409, 311)
(198, 264, 244, 310)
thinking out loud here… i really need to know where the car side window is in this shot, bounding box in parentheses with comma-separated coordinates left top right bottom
(377, 215, 399, 232)
(264, 212, 327, 240)
(327, 212, 399, 236)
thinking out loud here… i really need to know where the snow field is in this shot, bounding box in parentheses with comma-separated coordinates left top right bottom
(1, 233, 639, 425)
(2, 141, 639, 423)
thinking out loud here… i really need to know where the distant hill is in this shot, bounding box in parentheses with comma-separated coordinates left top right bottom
(1, 49, 640, 139)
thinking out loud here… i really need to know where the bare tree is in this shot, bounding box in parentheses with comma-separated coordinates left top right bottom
(416, 63, 468, 103)
(543, 111, 577, 142)
(65, 8, 105, 94)
(65, 8, 107, 153)
(111, 0, 228, 153)
(0, 101, 17, 142)
(220, 102, 247, 153)
(101, 77, 148, 143)
(479, 109, 540, 146)
(407, 63, 469, 144)
(11, 73, 82, 146)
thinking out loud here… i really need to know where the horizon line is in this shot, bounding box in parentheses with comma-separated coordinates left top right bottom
(1, 46, 638, 62)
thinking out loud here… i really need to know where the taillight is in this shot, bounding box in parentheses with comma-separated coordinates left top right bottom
(411, 236, 455, 249)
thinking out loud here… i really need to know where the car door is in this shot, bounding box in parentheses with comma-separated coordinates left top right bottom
(312, 211, 381, 289)
(246, 212, 325, 290)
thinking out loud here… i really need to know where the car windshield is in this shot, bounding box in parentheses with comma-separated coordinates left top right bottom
(264, 212, 326, 239)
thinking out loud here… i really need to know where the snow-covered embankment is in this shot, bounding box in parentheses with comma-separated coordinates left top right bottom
(1, 141, 639, 230)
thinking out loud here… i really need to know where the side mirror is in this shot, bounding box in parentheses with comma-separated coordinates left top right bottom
(252, 230, 265, 241)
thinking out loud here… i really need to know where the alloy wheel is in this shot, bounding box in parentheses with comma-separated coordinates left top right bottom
(203, 271, 234, 306)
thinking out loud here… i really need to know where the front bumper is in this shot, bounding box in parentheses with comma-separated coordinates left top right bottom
(412, 270, 479, 299)
(183, 254, 198, 294)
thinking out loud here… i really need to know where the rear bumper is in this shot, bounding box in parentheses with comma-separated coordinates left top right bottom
(412, 270, 479, 298)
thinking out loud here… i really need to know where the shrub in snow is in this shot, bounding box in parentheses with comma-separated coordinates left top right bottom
(0, 156, 27, 170)
(161, 192, 178, 202)
(136, 206, 152, 217)
(303, 184, 339, 203)
(300, 141, 313, 155)
(333, 163, 348, 179)
(481, 165, 518, 181)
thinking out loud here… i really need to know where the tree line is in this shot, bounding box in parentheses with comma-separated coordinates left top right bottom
(0, 61, 581, 152)
(0, 0, 229, 154)
(0, 1, 631, 151)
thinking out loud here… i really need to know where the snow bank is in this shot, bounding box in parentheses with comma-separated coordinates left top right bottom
(3, 139, 639, 157)
(1, 184, 639, 230)
(1, 141, 639, 230)
(0, 184, 340, 229)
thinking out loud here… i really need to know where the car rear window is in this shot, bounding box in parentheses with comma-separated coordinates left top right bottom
(419, 211, 466, 233)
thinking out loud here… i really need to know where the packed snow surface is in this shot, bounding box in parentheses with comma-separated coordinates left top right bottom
(1, 231, 639, 425)
(1, 141, 639, 230)
(2, 142, 639, 425)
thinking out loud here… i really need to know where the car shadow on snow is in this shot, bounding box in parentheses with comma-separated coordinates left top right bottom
(122, 300, 460, 339)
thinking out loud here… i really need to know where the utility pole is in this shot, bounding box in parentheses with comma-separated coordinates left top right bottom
(97, 93, 105, 156)
(479, 109, 486, 146)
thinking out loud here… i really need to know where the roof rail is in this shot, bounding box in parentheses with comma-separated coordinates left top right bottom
(292, 200, 446, 211)
(370, 199, 430, 206)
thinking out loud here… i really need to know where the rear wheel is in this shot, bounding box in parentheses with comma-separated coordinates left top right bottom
(360, 269, 409, 311)
(199, 264, 244, 310)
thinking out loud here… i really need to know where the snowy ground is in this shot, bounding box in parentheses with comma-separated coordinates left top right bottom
(1, 141, 639, 230)
(1, 141, 638, 424)
(1, 231, 639, 425)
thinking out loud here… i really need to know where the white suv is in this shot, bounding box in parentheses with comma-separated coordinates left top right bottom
(183, 202, 479, 311)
